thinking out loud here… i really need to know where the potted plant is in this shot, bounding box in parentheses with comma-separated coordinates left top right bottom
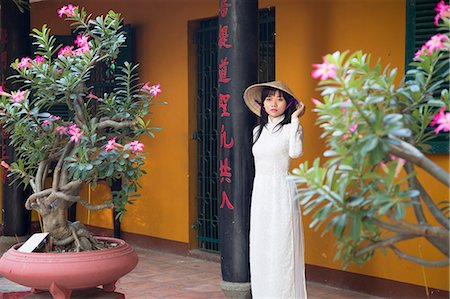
(0, 4, 163, 297)
(292, 1, 449, 268)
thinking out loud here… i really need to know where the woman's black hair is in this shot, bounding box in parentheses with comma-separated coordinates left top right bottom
(253, 87, 298, 144)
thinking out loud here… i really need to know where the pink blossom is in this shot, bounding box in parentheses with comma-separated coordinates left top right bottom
(429, 107, 450, 133)
(35, 55, 45, 64)
(1, 161, 10, 170)
(425, 33, 448, 52)
(430, 107, 445, 126)
(311, 98, 322, 106)
(341, 133, 349, 140)
(414, 45, 429, 61)
(434, 0, 450, 25)
(75, 35, 89, 48)
(433, 111, 450, 134)
(129, 141, 144, 152)
(86, 91, 99, 100)
(57, 4, 76, 18)
(58, 46, 74, 57)
(349, 124, 358, 132)
(379, 162, 389, 173)
(312, 58, 337, 80)
(50, 115, 61, 120)
(70, 131, 82, 143)
(11, 90, 26, 103)
(104, 138, 119, 152)
(68, 124, 82, 143)
(42, 120, 50, 126)
(56, 126, 68, 135)
(390, 155, 406, 178)
(142, 82, 162, 96)
(73, 35, 90, 56)
(17, 57, 32, 69)
(149, 84, 162, 96)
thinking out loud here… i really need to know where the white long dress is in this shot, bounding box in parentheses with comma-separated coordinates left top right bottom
(249, 115, 307, 299)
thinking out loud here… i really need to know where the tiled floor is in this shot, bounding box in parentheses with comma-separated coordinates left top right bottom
(0, 246, 383, 299)
(115, 247, 382, 299)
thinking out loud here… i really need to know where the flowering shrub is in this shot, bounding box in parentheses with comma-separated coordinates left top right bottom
(292, 1, 449, 267)
(0, 5, 163, 251)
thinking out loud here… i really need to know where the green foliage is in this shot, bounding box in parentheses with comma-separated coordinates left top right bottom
(292, 14, 449, 267)
(0, 6, 163, 220)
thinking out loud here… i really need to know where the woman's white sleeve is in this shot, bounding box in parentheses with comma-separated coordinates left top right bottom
(289, 118, 303, 159)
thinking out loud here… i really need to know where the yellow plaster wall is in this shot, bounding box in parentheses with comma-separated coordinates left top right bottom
(26, 0, 449, 291)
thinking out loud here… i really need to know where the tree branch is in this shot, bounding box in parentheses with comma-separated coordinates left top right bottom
(52, 143, 74, 190)
(389, 245, 449, 267)
(54, 192, 113, 211)
(388, 136, 450, 187)
(355, 234, 417, 257)
(403, 161, 427, 224)
(415, 178, 450, 230)
(97, 120, 136, 130)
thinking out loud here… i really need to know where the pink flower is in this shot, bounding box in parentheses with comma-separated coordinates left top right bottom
(86, 91, 99, 100)
(104, 138, 119, 152)
(42, 120, 50, 126)
(57, 4, 76, 18)
(58, 46, 74, 57)
(129, 141, 144, 152)
(68, 124, 82, 143)
(414, 45, 429, 61)
(73, 35, 90, 55)
(311, 98, 322, 106)
(50, 115, 61, 120)
(425, 33, 448, 52)
(390, 155, 406, 178)
(56, 126, 68, 135)
(312, 58, 337, 80)
(11, 90, 26, 103)
(35, 55, 45, 64)
(75, 35, 89, 48)
(433, 111, 450, 134)
(149, 84, 162, 96)
(434, 1, 450, 25)
(1, 161, 10, 170)
(349, 124, 358, 133)
(142, 82, 162, 96)
(379, 162, 389, 173)
(17, 57, 32, 69)
(430, 107, 445, 126)
(70, 131, 82, 143)
(341, 133, 349, 140)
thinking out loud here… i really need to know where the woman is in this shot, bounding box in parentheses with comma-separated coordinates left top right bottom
(243, 81, 307, 298)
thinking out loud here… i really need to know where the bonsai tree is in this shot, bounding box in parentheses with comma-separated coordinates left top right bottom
(292, 1, 449, 267)
(0, 5, 163, 252)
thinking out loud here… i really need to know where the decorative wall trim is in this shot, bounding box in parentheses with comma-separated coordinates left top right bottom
(306, 264, 449, 298)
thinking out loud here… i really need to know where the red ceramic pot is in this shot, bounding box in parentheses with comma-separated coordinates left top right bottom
(0, 236, 138, 299)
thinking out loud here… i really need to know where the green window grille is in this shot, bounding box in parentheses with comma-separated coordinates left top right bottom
(405, 0, 449, 154)
(195, 9, 275, 253)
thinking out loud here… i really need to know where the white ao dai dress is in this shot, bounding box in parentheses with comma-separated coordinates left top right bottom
(249, 115, 307, 299)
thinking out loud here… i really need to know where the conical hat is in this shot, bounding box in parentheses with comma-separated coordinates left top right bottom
(243, 81, 303, 116)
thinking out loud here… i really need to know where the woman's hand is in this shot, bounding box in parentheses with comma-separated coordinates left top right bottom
(291, 102, 305, 120)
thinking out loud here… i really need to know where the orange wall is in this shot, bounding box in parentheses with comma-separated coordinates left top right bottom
(27, 0, 449, 291)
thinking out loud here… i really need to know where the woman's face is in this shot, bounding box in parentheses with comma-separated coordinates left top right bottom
(263, 90, 287, 118)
